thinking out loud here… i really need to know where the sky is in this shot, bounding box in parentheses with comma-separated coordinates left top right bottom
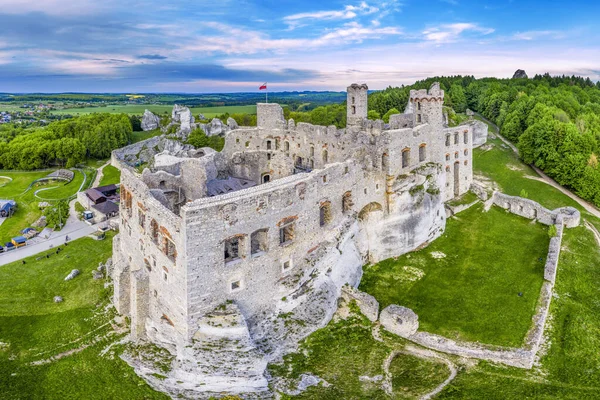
(0, 0, 599, 93)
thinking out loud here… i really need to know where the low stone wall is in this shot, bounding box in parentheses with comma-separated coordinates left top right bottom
(544, 222, 564, 283)
(491, 192, 580, 227)
(469, 182, 489, 201)
(408, 332, 533, 369)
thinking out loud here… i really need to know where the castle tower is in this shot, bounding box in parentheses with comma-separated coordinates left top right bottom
(347, 83, 368, 127)
(409, 82, 444, 130)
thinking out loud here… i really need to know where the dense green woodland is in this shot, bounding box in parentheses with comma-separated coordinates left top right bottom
(0, 114, 132, 169)
(367, 74, 600, 207)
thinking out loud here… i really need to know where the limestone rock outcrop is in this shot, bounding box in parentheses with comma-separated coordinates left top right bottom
(141, 109, 160, 131)
(340, 285, 379, 322)
(226, 117, 238, 130)
(172, 105, 195, 132)
(205, 118, 227, 136)
(512, 69, 528, 79)
(380, 305, 419, 338)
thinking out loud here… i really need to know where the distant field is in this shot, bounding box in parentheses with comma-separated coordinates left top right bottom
(50, 104, 257, 117)
(0, 103, 24, 112)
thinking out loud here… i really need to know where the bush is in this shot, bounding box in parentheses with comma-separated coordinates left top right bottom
(186, 128, 225, 152)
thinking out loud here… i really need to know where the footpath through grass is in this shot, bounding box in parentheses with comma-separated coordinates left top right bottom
(360, 204, 549, 347)
(0, 232, 166, 399)
(269, 308, 450, 399)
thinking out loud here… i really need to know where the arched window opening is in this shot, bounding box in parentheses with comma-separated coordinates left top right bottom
(322, 150, 328, 164)
(319, 201, 332, 227)
(402, 148, 410, 168)
(382, 153, 389, 170)
(419, 144, 426, 162)
(342, 191, 354, 213)
(262, 174, 271, 184)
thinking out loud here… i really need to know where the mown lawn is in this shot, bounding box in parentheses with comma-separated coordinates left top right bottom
(0, 170, 51, 242)
(438, 227, 600, 398)
(35, 169, 86, 200)
(0, 232, 166, 399)
(360, 204, 549, 347)
(99, 165, 121, 186)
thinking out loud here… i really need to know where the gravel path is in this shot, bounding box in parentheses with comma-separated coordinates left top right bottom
(476, 113, 600, 219)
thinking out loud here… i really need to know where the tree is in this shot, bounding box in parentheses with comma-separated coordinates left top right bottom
(186, 127, 225, 151)
(382, 108, 401, 123)
(449, 84, 468, 113)
(367, 110, 381, 120)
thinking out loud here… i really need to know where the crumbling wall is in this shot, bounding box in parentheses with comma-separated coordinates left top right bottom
(491, 192, 580, 227)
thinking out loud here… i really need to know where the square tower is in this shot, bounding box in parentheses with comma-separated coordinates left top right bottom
(347, 83, 368, 127)
(409, 82, 444, 130)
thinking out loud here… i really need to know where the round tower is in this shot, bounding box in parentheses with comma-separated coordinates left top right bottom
(347, 83, 368, 127)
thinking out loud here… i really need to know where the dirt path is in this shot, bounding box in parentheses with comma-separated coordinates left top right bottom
(372, 324, 458, 399)
(584, 221, 600, 248)
(92, 161, 111, 188)
(475, 113, 600, 219)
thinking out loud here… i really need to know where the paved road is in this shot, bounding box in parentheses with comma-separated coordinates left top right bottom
(0, 222, 98, 266)
(476, 112, 600, 219)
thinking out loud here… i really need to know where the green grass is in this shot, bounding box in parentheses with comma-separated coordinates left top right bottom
(389, 353, 450, 397)
(269, 309, 450, 399)
(437, 226, 600, 398)
(0, 232, 166, 399)
(131, 129, 162, 144)
(0, 170, 51, 241)
(34, 169, 85, 200)
(446, 190, 479, 207)
(51, 104, 257, 117)
(360, 204, 548, 347)
(99, 165, 120, 186)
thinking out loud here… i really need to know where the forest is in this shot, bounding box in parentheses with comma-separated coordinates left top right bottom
(0, 114, 132, 169)
(365, 74, 600, 207)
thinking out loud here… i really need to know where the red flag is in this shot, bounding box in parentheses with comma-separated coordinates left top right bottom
(259, 83, 267, 90)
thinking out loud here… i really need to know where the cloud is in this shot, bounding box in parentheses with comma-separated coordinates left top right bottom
(422, 23, 494, 44)
(283, 1, 381, 28)
(511, 30, 565, 41)
(138, 54, 168, 60)
(0, 0, 111, 15)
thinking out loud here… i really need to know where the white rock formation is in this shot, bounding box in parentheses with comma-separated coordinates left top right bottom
(172, 105, 195, 132)
(141, 110, 160, 131)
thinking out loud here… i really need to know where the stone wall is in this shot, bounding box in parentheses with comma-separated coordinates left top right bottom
(491, 192, 580, 227)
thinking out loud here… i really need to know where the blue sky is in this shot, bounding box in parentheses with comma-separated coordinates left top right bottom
(0, 0, 599, 93)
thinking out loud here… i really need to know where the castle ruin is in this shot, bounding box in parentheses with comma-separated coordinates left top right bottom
(111, 82, 482, 397)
